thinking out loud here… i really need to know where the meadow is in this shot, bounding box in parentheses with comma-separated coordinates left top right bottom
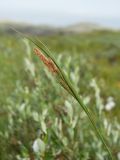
(0, 30, 120, 159)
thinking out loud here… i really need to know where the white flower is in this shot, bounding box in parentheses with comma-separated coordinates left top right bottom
(32, 138, 45, 153)
(105, 96, 115, 111)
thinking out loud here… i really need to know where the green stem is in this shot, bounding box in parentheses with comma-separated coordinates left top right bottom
(76, 96, 113, 159)
(64, 76, 113, 160)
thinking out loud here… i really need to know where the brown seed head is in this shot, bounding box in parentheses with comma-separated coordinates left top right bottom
(34, 48, 58, 74)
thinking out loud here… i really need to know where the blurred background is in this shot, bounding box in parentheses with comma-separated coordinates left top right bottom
(0, 0, 120, 160)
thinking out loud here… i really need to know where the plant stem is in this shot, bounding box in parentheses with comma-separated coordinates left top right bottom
(64, 76, 113, 160)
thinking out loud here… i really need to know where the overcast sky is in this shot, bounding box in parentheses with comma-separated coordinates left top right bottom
(0, 0, 120, 27)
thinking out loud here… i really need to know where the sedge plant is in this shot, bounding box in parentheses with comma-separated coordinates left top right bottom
(14, 30, 114, 159)
(32, 38, 113, 160)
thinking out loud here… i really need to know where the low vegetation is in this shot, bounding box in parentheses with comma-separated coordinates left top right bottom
(0, 30, 120, 159)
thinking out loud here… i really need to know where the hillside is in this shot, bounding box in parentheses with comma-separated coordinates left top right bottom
(0, 21, 115, 35)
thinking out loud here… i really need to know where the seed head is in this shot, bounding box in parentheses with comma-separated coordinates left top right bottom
(34, 48, 73, 96)
(34, 48, 58, 74)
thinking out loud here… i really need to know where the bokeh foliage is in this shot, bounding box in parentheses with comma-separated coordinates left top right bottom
(0, 31, 120, 159)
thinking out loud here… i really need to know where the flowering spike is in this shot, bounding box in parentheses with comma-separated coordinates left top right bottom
(34, 48, 58, 74)
(34, 48, 74, 95)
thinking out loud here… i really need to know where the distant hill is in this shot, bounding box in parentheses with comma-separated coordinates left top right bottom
(64, 22, 104, 33)
(0, 21, 115, 35)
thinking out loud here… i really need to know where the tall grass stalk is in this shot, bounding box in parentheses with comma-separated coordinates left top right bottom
(15, 30, 113, 159)
(31, 37, 113, 160)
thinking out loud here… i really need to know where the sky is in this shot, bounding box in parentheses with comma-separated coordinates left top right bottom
(0, 0, 120, 28)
